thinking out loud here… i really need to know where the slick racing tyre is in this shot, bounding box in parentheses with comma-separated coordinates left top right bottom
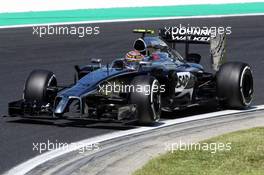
(24, 69, 57, 103)
(216, 62, 253, 109)
(130, 75, 161, 125)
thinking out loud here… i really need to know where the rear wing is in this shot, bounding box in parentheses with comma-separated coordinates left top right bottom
(133, 29, 155, 38)
(159, 27, 226, 71)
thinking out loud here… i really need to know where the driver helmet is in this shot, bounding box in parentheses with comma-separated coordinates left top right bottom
(125, 50, 144, 63)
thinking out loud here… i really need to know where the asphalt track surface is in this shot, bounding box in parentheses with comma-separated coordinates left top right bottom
(0, 15, 264, 174)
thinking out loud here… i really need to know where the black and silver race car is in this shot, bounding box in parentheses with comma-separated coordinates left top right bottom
(8, 29, 254, 125)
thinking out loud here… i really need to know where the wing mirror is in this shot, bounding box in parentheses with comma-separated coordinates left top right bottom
(138, 61, 152, 70)
(186, 53, 201, 64)
(139, 61, 152, 66)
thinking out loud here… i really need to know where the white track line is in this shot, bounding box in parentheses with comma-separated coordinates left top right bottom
(1, 13, 264, 29)
(4, 105, 264, 175)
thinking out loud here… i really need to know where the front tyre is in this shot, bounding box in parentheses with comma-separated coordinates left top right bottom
(216, 62, 254, 108)
(130, 75, 161, 125)
(24, 69, 57, 103)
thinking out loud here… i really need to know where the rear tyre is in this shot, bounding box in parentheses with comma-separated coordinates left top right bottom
(216, 62, 253, 109)
(24, 70, 57, 103)
(130, 75, 161, 125)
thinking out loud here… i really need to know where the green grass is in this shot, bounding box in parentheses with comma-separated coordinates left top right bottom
(134, 127, 264, 175)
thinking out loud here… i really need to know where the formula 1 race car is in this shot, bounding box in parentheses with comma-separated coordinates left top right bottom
(8, 29, 254, 125)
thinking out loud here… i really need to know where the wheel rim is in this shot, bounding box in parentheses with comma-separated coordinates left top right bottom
(45, 75, 57, 102)
(150, 80, 161, 121)
(240, 66, 253, 106)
